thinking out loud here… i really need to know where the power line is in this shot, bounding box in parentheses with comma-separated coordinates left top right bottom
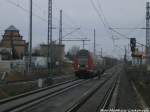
(109, 27, 146, 47)
(32, 0, 74, 28)
(90, 0, 108, 28)
(5, 0, 48, 23)
(50, 2, 89, 44)
(96, 0, 110, 27)
(28, 0, 88, 42)
(92, 0, 147, 54)
(110, 27, 150, 30)
(5, 0, 82, 31)
(30, 0, 86, 39)
(61, 11, 88, 40)
(90, 0, 115, 47)
(90, 0, 114, 34)
(4, 0, 64, 26)
(127, 18, 145, 36)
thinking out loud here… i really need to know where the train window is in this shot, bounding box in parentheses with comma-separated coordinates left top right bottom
(77, 50, 89, 58)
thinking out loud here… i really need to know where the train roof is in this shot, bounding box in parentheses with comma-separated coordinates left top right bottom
(76, 49, 89, 57)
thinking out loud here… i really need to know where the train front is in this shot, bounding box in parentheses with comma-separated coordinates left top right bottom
(73, 49, 94, 78)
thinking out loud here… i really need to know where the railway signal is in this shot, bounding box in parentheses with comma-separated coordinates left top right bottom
(130, 38, 136, 52)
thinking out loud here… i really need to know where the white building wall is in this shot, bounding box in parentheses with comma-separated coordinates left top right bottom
(0, 60, 25, 72)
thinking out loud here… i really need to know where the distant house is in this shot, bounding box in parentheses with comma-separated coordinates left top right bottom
(0, 25, 28, 59)
(23, 43, 65, 69)
(40, 43, 65, 62)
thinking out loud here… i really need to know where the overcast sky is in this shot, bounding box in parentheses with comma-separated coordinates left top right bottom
(0, 0, 149, 58)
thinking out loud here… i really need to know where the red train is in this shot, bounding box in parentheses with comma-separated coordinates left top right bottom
(73, 49, 105, 78)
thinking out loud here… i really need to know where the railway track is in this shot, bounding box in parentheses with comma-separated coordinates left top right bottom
(65, 75, 119, 112)
(0, 79, 89, 112)
(96, 76, 119, 111)
(0, 66, 121, 112)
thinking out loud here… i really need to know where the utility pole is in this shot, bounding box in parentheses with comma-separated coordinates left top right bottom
(59, 10, 63, 72)
(28, 0, 32, 72)
(83, 40, 85, 49)
(94, 29, 96, 56)
(59, 10, 62, 45)
(124, 46, 127, 63)
(101, 48, 103, 57)
(146, 2, 150, 64)
(82, 40, 90, 49)
(48, 0, 53, 73)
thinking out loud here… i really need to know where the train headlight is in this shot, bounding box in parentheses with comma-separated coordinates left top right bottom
(78, 64, 80, 68)
(86, 65, 88, 68)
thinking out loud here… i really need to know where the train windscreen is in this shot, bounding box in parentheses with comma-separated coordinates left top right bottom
(77, 50, 89, 66)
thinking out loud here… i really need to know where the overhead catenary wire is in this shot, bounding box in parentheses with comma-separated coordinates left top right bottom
(31, 0, 87, 41)
(58, 10, 89, 42)
(90, 0, 146, 57)
(109, 27, 146, 47)
(4, 0, 75, 29)
(50, 1, 90, 45)
(96, 0, 110, 27)
(5, 0, 87, 44)
(92, 0, 146, 46)
(90, 0, 118, 54)
(5, 0, 48, 22)
(127, 18, 145, 36)
(90, 0, 108, 28)
(6, 0, 92, 43)
(90, 0, 116, 44)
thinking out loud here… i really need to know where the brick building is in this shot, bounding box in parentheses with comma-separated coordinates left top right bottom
(0, 25, 27, 59)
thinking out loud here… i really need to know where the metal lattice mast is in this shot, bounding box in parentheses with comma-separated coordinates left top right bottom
(28, 0, 32, 72)
(146, 2, 150, 64)
(59, 10, 63, 45)
(48, 0, 53, 73)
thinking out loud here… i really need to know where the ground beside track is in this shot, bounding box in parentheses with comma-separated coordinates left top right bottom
(0, 74, 75, 100)
(124, 65, 150, 108)
(117, 66, 143, 109)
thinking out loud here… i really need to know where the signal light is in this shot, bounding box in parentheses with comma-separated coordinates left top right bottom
(130, 38, 136, 52)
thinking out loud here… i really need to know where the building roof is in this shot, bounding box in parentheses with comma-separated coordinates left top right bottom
(6, 25, 19, 31)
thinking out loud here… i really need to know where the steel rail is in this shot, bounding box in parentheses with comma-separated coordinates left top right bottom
(65, 75, 114, 112)
(0, 79, 78, 104)
(2, 75, 74, 84)
(96, 76, 118, 111)
(0, 79, 89, 112)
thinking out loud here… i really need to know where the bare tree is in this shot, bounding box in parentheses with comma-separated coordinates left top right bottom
(69, 46, 80, 55)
